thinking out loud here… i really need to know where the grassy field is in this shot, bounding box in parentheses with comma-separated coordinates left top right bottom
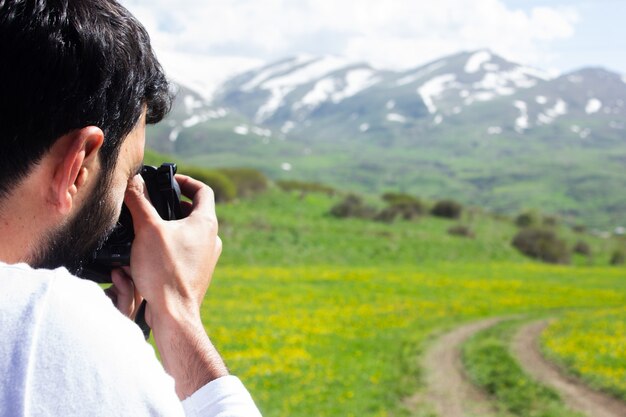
(542, 308, 626, 402)
(463, 318, 583, 417)
(180, 188, 626, 417)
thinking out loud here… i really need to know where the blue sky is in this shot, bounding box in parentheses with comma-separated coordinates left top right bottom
(120, 0, 625, 96)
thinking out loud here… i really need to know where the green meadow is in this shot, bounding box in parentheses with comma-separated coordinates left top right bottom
(183, 188, 626, 417)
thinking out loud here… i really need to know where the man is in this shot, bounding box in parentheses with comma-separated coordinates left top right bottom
(0, 0, 262, 416)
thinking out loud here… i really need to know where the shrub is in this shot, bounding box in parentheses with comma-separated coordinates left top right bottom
(511, 228, 570, 264)
(431, 200, 463, 219)
(572, 241, 592, 256)
(218, 168, 269, 197)
(177, 165, 237, 203)
(515, 211, 540, 228)
(374, 207, 399, 223)
(381, 192, 425, 220)
(382, 192, 421, 206)
(448, 225, 475, 239)
(610, 250, 625, 266)
(276, 180, 335, 196)
(542, 215, 559, 227)
(329, 195, 377, 219)
(572, 224, 587, 233)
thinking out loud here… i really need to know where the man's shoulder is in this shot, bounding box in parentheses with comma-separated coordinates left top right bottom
(0, 263, 185, 416)
(0, 262, 101, 305)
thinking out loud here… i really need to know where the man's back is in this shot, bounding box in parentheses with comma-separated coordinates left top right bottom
(0, 262, 185, 416)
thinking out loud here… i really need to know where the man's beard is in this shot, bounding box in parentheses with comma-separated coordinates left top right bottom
(33, 171, 120, 275)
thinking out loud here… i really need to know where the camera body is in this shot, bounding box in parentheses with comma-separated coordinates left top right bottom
(79, 163, 182, 283)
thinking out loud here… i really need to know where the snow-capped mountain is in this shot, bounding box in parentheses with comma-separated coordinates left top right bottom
(195, 50, 625, 143)
(147, 50, 626, 228)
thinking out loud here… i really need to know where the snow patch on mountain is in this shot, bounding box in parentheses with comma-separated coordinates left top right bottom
(396, 61, 446, 86)
(586, 98, 602, 114)
(333, 69, 380, 102)
(298, 78, 336, 109)
(241, 56, 314, 92)
(262, 56, 351, 90)
(570, 125, 591, 139)
(484, 63, 500, 72)
(184, 95, 205, 114)
(475, 92, 497, 102)
(418, 74, 456, 114)
(465, 51, 492, 74)
(537, 99, 568, 125)
(548, 99, 568, 117)
(472, 72, 517, 96)
(169, 128, 181, 142)
(256, 87, 295, 122)
(294, 69, 379, 112)
(181, 108, 228, 128)
(536, 96, 548, 104)
(466, 66, 549, 104)
(254, 56, 354, 120)
(281, 121, 295, 134)
(359, 123, 370, 132)
(234, 125, 249, 135)
(252, 127, 272, 137)
(508, 68, 540, 88)
(513, 100, 529, 132)
(233, 125, 272, 137)
(487, 126, 502, 135)
(387, 113, 407, 123)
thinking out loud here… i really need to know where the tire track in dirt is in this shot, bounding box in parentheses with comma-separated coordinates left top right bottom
(405, 317, 504, 417)
(512, 320, 626, 417)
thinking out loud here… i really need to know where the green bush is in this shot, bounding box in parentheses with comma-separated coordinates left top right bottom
(543, 215, 559, 227)
(381, 192, 425, 220)
(329, 195, 376, 219)
(512, 228, 570, 264)
(610, 250, 626, 266)
(572, 240, 592, 256)
(218, 168, 269, 197)
(276, 180, 336, 196)
(374, 207, 400, 223)
(431, 200, 463, 219)
(177, 166, 237, 203)
(572, 224, 587, 233)
(447, 225, 475, 239)
(515, 211, 540, 228)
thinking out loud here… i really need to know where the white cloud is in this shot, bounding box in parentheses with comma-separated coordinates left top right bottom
(120, 0, 578, 88)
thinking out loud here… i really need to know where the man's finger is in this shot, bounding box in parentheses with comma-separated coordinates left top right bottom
(174, 174, 216, 217)
(124, 175, 160, 228)
(111, 269, 135, 317)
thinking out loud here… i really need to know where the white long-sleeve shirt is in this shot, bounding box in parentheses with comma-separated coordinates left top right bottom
(0, 262, 262, 417)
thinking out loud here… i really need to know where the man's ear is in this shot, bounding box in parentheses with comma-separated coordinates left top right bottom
(51, 126, 104, 215)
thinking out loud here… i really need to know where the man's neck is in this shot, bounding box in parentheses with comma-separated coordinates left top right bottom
(0, 176, 52, 266)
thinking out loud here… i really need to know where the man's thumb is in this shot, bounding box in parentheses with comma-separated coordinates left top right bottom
(124, 175, 160, 227)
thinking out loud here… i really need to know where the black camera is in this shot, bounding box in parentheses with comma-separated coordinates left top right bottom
(79, 163, 183, 283)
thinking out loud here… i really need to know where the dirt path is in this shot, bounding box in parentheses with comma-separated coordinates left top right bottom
(405, 317, 503, 417)
(512, 320, 626, 417)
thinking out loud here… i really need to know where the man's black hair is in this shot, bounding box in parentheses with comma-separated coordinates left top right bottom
(0, 0, 172, 198)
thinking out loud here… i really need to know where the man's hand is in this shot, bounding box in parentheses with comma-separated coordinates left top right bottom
(105, 268, 143, 320)
(124, 174, 228, 399)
